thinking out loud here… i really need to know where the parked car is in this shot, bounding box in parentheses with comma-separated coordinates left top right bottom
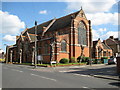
(108, 57, 116, 65)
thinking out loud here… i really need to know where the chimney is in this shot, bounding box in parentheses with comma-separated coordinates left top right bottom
(109, 36, 114, 39)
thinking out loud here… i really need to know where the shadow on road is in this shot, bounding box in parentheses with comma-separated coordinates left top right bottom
(109, 82, 120, 87)
(66, 65, 118, 77)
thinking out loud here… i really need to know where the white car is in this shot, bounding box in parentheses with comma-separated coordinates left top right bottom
(108, 57, 116, 65)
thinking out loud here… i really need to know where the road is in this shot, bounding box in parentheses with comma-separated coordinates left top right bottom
(2, 63, 120, 89)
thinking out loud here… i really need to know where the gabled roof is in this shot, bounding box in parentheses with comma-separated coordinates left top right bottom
(24, 10, 80, 35)
(48, 11, 79, 32)
(93, 39, 111, 50)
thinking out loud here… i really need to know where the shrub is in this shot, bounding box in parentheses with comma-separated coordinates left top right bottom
(70, 57, 77, 63)
(101, 57, 108, 59)
(77, 56, 83, 63)
(77, 56, 90, 63)
(60, 58, 69, 64)
(83, 57, 90, 62)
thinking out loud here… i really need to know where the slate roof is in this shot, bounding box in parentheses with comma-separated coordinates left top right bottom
(48, 11, 79, 32)
(27, 19, 53, 35)
(25, 11, 80, 35)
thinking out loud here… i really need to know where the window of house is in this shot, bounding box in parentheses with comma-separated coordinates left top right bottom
(103, 51, 106, 56)
(78, 21, 87, 45)
(108, 52, 111, 56)
(61, 40, 67, 52)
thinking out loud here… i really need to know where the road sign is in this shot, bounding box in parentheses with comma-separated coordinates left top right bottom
(38, 55, 43, 61)
(50, 61, 56, 64)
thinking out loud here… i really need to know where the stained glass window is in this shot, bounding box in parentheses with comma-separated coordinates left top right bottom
(61, 40, 67, 52)
(78, 21, 87, 45)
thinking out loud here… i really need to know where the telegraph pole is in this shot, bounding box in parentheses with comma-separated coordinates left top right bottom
(34, 21, 37, 68)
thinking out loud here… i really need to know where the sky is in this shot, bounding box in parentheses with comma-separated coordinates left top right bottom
(0, 0, 120, 52)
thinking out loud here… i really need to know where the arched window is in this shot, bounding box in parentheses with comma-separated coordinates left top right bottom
(44, 43, 49, 54)
(78, 21, 87, 45)
(61, 40, 67, 52)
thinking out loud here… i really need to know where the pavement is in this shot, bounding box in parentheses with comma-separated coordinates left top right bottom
(57, 64, 120, 81)
(59, 64, 119, 81)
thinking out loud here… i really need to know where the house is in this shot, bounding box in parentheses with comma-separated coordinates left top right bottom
(7, 8, 93, 64)
(92, 38, 113, 59)
(105, 36, 120, 57)
(0, 49, 4, 60)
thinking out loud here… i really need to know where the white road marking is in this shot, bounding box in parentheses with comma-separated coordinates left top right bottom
(59, 71, 68, 72)
(30, 73, 57, 82)
(11, 69, 23, 72)
(82, 86, 88, 88)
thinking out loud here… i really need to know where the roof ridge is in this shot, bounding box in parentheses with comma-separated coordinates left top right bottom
(56, 10, 80, 20)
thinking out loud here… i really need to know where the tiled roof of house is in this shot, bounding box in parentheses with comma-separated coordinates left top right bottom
(102, 43, 111, 49)
(106, 36, 120, 45)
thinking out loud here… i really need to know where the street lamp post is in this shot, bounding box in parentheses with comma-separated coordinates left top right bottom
(50, 37, 55, 66)
(34, 21, 37, 68)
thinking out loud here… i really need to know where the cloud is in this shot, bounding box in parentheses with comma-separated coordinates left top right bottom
(39, 10, 47, 14)
(99, 28, 107, 32)
(101, 31, 118, 39)
(92, 28, 107, 40)
(65, 0, 118, 26)
(0, 49, 4, 53)
(0, 10, 25, 35)
(86, 12, 118, 25)
(92, 28, 118, 41)
(3, 35, 16, 42)
(92, 29, 100, 41)
(65, 0, 117, 13)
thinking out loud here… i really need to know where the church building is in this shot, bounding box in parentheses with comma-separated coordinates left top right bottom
(7, 8, 93, 64)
